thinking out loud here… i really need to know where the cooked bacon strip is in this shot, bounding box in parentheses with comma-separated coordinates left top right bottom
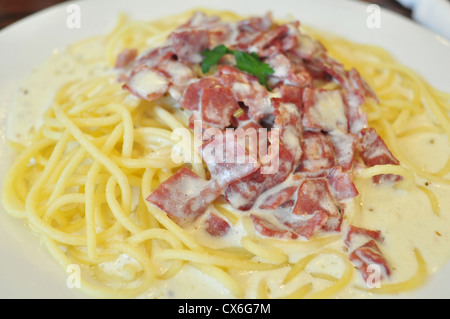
(283, 210, 329, 240)
(272, 98, 303, 163)
(123, 65, 169, 101)
(298, 131, 335, 173)
(326, 166, 359, 201)
(202, 130, 260, 188)
(169, 28, 210, 64)
(115, 48, 138, 69)
(293, 178, 341, 232)
(258, 186, 298, 210)
(224, 143, 295, 210)
(201, 86, 239, 127)
(250, 214, 298, 240)
(205, 213, 230, 236)
(266, 53, 312, 88)
(181, 77, 222, 111)
(358, 128, 402, 184)
(344, 225, 384, 247)
(217, 65, 272, 122)
(276, 85, 304, 110)
(328, 131, 358, 171)
(349, 240, 391, 282)
(302, 88, 348, 133)
(345, 225, 390, 281)
(146, 167, 220, 226)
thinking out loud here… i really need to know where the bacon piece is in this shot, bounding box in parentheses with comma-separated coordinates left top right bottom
(298, 131, 335, 173)
(293, 178, 341, 232)
(181, 11, 232, 47)
(123, 65, 169, 101)
(289, 32, 326, 61)
(349, 240, 391, 282)
(326, 166, 359, 201)
(205, 213, 230, 237)
(250, 214, 298, 240)
(202, 130, 260, 188)
(181, 77, 222, 111)
(258, 186, 298, 210)
(224, 143, 296, 210)
(146, 167, 220, 226)
(302, 88, 348, 133)
(237, 14, 273, 33)
(358, 128, 402, 184)
(283, 210, 329, 240)
(237, 24, 289, 57)
(344, 225, 383, 248)
(276, 85, 304, 111)
(201, 86, 239, 127)
(265, 53, 311, 88)
(359, 128, 399, 167)
(136, 45, 175, 68)
(217, 65, 272, 122)
(169, 28, 210, 64)
(293, 179, 338, 216)
(345, 225, 390, 281)
(328, 131, 357, 171)
(341, 69, 378, 134)
(272, 98, 303, 163)
(115, 48, 138, 69)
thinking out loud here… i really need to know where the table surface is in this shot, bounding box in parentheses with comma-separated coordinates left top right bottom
(0, 0, 412, 30)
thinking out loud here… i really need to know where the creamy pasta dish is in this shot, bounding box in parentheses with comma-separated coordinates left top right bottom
(2, 8, 450, 299)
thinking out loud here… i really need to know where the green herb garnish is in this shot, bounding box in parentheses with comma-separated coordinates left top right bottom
(201, 44, 274, 89)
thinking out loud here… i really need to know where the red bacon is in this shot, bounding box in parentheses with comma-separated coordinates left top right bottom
(328, 131, 357, 171)
(293, 178, 341, 232)
(201, 130, 260, 188)
(123, 65, 169, 102)
(201, 86, 239, 127)
(169, 28, 210, 64)
(358, 128, 402, 184)
(302, 88, 348, 133)
(115, 48, 138, 69)
(283, 210, 329, 240)
(345, 225, 390, 281)
(298, 131, 335, 173)
(349, 240, 391, 282)
(181, 77, 222, 111)
(205, 213, 230, 237)
(344, 225, 384, 247)
(266, 53, 312, 89)
(258, 186, 298, 210)
(146, 167, 220, 226)
(217, 65, 272, 122)
(272, 98, 303, 163)
(224, 143, 296, 211)
(250, 214, 298, 240)
(326, 166, 359, 201)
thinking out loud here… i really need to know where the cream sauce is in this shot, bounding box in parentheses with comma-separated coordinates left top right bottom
(6, 40, 450, 300)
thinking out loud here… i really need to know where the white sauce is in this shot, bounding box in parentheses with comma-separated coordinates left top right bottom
(6, 40, 450, 299)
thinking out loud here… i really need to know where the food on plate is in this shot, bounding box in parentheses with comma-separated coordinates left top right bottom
(2, 8, 450, 298)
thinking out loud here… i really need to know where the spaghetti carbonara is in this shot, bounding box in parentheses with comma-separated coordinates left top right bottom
(2, 8, 450, 299)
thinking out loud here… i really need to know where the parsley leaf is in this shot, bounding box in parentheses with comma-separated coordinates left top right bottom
(233, 50, 274, 89)
(201, 45, 274, 89)
(200, 44, 230, 74)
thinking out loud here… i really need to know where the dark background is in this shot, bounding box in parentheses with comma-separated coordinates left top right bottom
(0, 0, 412, 30)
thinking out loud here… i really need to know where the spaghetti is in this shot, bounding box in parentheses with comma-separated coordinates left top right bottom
(1, 8, 450, 299)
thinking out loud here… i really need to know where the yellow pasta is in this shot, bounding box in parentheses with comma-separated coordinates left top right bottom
(1, 8, 450, 299)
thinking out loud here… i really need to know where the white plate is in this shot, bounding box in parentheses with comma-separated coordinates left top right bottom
(1, 0, 449, 299)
